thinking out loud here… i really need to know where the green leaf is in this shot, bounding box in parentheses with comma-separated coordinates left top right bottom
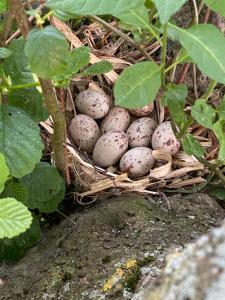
(213, 120, 225, 160)
(0, 0, 6, 13)
(182, 133, 205, 157)
(209, 188, 225, 201)
(53, 10, 79, 21)
(217, 97, 225, 120)
(0, 47, 12, 59)
(152, 0, 187, 24)
(168, 23, 225, 84)
(4, 38, 34, 84)
(0, 197, 32, 239)
(0, 215, 41, 262)
(46, 0, 146, 16)
(0, 105, 43, 178)
(82, 61, 113, 76)
(0, 153, 9, 193)
(24, 26, 70, 79)
(21, 162, 65, 213)
(114, 62, 161, 109)
(1, 179, 29, 206)
(8, 88, 49, 122)
(118, 6, 149, 29)
(191, 99, 216, 129)
(204, 0, 225, 18)
(162, 83, 188, 106)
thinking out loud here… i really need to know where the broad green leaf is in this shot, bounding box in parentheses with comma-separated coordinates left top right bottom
(162, 83, 188, 106)
(0, 105, 43, 178)
(153, 0, 187, 24)
(21, 162, 65, 213)
(217, 97, 225, 120)
(4, 38, 34, 84)
(46, 0, 146, 16)
(118, 6, 149, 29)
(0, 47, 12, 59)
(53, 10, 79, 21)
(0, 153, 9, 193)
(0, 215, 40, 262)
(114, 62, 161, 109)
(209, 188, 225, 201)
(8, 88, 49, 122)
(191, 99, 216, 129)
(204, 0, 225, 18)
(182, 133, 205, 157)
(213, 120, 225, 160)
(1, 179, 29, 206)
(0, 197, 32, 239)
(24, 26, 70, 79)
(168, 23, 225, 84)
(0, 0, 6, 13)
(82, 61, 113, 76)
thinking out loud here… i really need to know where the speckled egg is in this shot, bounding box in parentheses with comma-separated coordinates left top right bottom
(69, 114, 101, 154)
(152, 121, 180, 155)
(129, 103, 154, 117)
(75, 89, 110, 119)
(120, 147, 155, 179)
(100, 107, 131, 134)
(126, 117, 157, 148)
(93, 131, 128, 168)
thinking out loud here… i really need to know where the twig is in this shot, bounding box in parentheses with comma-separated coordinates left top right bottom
(192, 0, 199, 24)
(91, 15, 153, 61)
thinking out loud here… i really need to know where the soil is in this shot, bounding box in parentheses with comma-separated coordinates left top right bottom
(0, 193, 224, 300)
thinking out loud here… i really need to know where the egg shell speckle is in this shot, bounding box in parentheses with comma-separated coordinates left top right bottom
(100, 107, 131, 134)
(75, 89, 110, 119)
(93, 131, 128, 168)
(129, 103, 154, 117)
(126, 117, 157, 148)
(152, 121, 180, 155)
(69, 114, 101, 154)
(120, 147, 155, 179)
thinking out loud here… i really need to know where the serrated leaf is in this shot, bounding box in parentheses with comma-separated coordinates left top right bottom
(82, 61, 113, 76)
(4, 38, 34, 84)
(153, 0, 187, 24)
(204, 0, 225, 18)
(217, 97, 225, 120)
(0, 197, 32, 239)
(191, 99, 216, 129)
(168, 23, 225, 84)
(21, 162, 65, 213)
(0, 105, 43, 178)
(0, 47, 12, 59)
(8, 88, 49, 122)
(46, 0, 146, 17)
(213, 120, 225, 160)
(162, 83, 188, 106)
(24, 26, 70, 79)
(1, 179, 29, 206)
(0, 153, 9, 193)
(0, 215, 40, 262)
(182, 133, 205, 157)
(114, 62, 161, 109)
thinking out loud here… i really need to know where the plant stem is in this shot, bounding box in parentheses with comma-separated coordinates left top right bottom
(149, 5, 157, 23)
(91, 15, 153, 61)
(161, 23, 168, 88)
(8, 0, 67, 179)
(10, 81, 40, 90)
(0, 10, 13, 46)
(165, 53, 189, 73)
(203, 80, 217, 100)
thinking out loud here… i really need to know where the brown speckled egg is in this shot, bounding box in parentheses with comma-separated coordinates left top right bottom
(126, 117, 157, 148)
(100, 107, 131, 134)
(75, 89, 110, 119)
(129, 103, 154, 117)
(69, 114, 100, 154)
(152, 121, 180, 155)
(120, 147, 155, 179)
(93, 131, 128, 168)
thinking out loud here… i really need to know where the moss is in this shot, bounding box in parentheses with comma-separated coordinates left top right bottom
(122, 265, 141, 292)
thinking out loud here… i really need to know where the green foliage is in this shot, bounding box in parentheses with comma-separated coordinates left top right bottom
(0, 47, 12, 59)
(0, 0, 6, 13)
(114, 62, 161, 109)
(182, 133, 205, 157)
(168, 23, 225, 84)
(0, 105, 43, 178)
(152, 0, 187, 24)
(213, 120, 225, 161)
(21, 162, 65, 213)
(25, 26, 70, 79)
(0, 197, 32, 239)
(191, 99, 216, 129)
(118, 6, 149, 29)
(1, 179, 29, 206)
(81, 61, 113, 76)
(208, 187, 225, 201)
(0, 153, 9, 193)
(204, 0, 225, 18)
(217, 97, 225, 120)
